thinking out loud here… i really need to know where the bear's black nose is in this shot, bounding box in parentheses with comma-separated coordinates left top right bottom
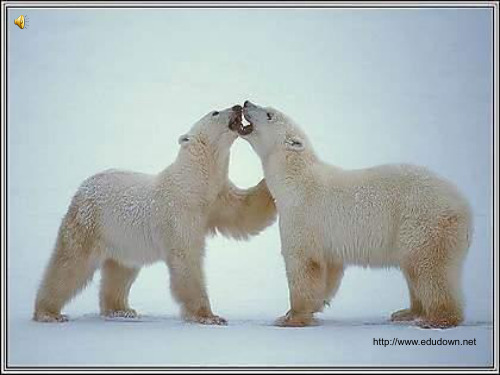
(232, 105, 242, 112)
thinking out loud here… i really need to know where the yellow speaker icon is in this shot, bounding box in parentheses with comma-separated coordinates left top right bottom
(14, 15, 25, 29)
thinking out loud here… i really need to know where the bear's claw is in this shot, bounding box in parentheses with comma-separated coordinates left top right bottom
(103, 309, 139, 319)
(391, 308, 419, 322)
(416, 318, 460, 329)
(33, 312, 69, 323)
(186, 314, 228, 326)
(275, 311, 317, 327)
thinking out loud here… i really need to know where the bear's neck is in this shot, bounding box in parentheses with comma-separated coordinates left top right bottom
(159, 141, 230, 204)
(262, 150, 319, 208)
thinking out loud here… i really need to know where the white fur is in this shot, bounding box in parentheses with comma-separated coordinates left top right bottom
(241, 101, 472, 328)
(34, 107, 276, 324)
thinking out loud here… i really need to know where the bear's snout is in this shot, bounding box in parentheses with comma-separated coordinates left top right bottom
(244, 100, 256, 108)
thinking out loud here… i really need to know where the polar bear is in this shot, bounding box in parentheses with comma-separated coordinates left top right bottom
(236, 100, 473, 329)
(34, 105, 277, 324)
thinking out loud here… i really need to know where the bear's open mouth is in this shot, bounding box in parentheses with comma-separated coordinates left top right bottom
(237, 122, 254, 136)
(228, 110, 253, 135)
(238, 111, 254, 135)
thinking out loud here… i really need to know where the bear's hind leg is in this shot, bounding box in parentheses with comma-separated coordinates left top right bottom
(99, 259, 140, 318)
(34, 224, 100, 322)
(391, 269, 424, 322)
(412, 256, 465, 329)
(403, 216, 467, 329)
(413, 266, 464, 329)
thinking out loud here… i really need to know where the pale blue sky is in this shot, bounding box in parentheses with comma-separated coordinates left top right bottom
(7, 6, 493, 335)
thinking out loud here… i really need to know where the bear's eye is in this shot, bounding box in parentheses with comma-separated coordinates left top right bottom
(267, 112, 273, 121)
(212, 111, 220, 116)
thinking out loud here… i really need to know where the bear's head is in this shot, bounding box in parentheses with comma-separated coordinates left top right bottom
(236, 100, 312, 161)
(178, 105, 243, 153)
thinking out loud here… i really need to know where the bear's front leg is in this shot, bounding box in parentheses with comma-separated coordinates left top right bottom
(276, 252, 326, 327)
(166, 244, 227, 326)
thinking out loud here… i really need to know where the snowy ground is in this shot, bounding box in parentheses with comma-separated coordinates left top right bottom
(6, 8, 494, 368)
(6, 217, 494, 368)
(8, 313, 493, 367)
(6, 165, 494, 369)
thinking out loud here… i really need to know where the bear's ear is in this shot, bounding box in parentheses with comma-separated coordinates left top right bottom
(284, 136, 305, 152)
(178, 134, 192, 147)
